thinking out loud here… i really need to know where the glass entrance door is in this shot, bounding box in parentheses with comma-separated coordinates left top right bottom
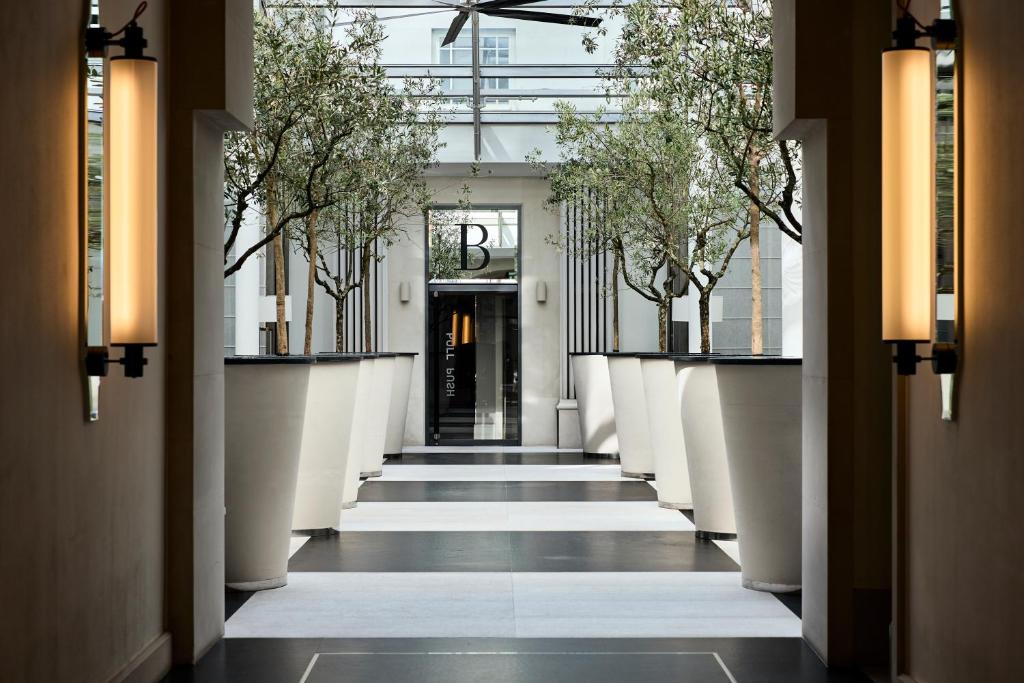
(428, 286, 520, 445)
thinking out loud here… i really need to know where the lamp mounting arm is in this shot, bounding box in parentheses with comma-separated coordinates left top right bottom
(893, 11, 957, 50)
(86, 1, 149, 58)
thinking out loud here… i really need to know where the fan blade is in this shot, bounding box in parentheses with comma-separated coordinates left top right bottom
(477, 0, 546, 10)
(480, 8, 602, 27)
(441, 10, 470, 46)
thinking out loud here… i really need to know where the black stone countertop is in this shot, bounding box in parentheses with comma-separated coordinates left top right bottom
(224, 355, 316, 365)
(602, 352, 802, 365)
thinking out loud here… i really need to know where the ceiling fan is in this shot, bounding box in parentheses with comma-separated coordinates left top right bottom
(435, 0, 603, 47)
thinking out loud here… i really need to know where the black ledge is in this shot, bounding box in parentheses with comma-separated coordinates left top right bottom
(224, 355, 316, 365)
(603, 352, 802, 366)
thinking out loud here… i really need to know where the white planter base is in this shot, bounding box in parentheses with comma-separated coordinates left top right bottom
(641, 358, 693, 510)
(717, 362, 802, 593)
(226, 575, 287, 592)
(225, 359, 313, 592)
(676, 363, 736, 536)
(622, 471, 655, 480)
(743, 578, 801, 593)
(384, 354, 415, 456)
(570, 355, 619, 456)
(607, 355, 657, 481)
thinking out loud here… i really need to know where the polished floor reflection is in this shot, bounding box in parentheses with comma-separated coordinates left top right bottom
(165, 450, 869, 682)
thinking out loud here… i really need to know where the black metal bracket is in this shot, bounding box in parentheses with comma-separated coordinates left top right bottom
(893, 13, 957, 50)
(86, 344, 151, 379)
(892, 341, 959, 376)
(85, 2, 149, 58)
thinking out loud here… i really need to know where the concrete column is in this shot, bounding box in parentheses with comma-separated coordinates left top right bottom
(165, 0, 253, 665)
(773, 0, 893, 667)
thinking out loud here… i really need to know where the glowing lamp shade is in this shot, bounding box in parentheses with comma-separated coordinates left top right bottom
(881, 47, 933, 343)
(109, 56, 158, 346)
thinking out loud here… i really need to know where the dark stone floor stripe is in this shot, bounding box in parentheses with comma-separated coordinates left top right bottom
(163, 637, 872, 683)
(385, 452, 617, 466)
(356, 480, 658, 502)
(287, 531, 739, 573)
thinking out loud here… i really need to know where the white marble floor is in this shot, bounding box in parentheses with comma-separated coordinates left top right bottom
(340, 501, 696, 532)
(225, 572, 801, 639)
(377, 464, 629, 481)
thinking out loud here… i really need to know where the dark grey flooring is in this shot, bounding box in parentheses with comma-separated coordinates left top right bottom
(162, 638, 872, 683)
(356, 479, 658, 502)
(385, 452, 618, 465)
(168, 451, 854, 682)
(286, 530, 740, 573)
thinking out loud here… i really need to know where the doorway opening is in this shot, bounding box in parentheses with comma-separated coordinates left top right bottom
(426, 206, 521, 446)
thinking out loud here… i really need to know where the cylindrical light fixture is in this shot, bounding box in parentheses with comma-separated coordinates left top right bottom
(84, 4, 158, 379)
(881, 45, 933, 344)
(109, 54, 158, 347)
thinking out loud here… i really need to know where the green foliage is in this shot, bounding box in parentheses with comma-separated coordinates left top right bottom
(604, 0, 802, 243)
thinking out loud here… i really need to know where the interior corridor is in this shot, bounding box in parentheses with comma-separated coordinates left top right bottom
(165, 448, 868, 683)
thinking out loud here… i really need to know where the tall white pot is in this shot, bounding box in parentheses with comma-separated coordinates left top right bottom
(341, 357, 375, 509)
(676, 362, 736, 536)
(384, 353, 416, 457)
(360, 355, 394, 478)
(225, 358, 313, 591)
(641, 357, 692, 509)
(291, 356, 361, 533)
(716, 361, 802, 592)
(607, 355, 655, 478)
(570, 354, 619, 456)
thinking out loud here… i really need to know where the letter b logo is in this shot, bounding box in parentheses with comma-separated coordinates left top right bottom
(460, 224, 491, 271)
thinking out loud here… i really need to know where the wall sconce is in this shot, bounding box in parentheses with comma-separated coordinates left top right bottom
(536, 280, 548, 304)
(84, 2, 158, 379)
(881, 6, 957, 376)
(399, 281, 411, 303)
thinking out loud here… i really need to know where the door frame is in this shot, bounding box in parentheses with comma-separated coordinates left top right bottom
(423, 204, 523, 446)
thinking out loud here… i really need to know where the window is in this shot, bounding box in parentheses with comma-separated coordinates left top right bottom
(434, 29, 513, 100)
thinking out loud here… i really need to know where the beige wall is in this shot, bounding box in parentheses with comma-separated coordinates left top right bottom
(0, 2, 170, 681)
(389, 176, 561, 446)
(0, 1, 250, 680)
(901, 1, 1024, 680)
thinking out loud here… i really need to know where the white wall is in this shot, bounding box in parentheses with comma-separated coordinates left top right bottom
(387, 175, 562, 446)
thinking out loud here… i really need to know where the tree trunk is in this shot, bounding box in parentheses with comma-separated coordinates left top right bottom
(698, 291, 711, 354)
(657, 299, 669, 352)
(266, 175, 288, 355)
(303, 210, 319, 356)
(749, 154, 763, 355)
(611, 249, 621, 352)
(273, 232, 288, 355)
(361, 245, 373, 352)
(334, 292, 346, 353)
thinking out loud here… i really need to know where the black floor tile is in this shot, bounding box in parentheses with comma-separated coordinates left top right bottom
(305, 652, 732, 683)
(356, 480, 657, 502)
(288, 531, 738, 573)
(386, 452, 617, 465)
(164, 638, 872, 683)
(161, 638, 323, 683)
(288, 531, 512, 572)
(224, 589, 255, 621)
(510, 531, 740, 572)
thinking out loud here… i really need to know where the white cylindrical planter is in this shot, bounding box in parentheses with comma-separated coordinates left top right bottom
(606, 355, 655, 479)
(570, 354, 619, 457)
(360, 354, 395, 478)
(640, 357, 692, 509)
(676, 361, 736, 537)
(716, 360, 802, 592)
(225, 357, 313, 591)
(384, 353, 416, 457)
(341, 357, 375, 509)
(291, 356, 361, 534)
